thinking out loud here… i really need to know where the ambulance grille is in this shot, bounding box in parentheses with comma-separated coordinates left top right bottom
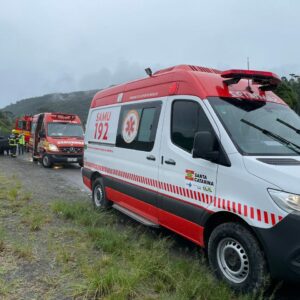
(257, 158, 300, 166)
(60, 147, 82, 154)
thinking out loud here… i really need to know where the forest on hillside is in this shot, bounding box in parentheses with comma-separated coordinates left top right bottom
(2, 90, 98, 125)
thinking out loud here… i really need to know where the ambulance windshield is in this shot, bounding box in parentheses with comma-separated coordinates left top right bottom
(209, 97, 300, 156)
(47, 123, 84, 138)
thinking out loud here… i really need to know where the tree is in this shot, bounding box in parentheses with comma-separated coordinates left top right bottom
(274, 77, 298, 110)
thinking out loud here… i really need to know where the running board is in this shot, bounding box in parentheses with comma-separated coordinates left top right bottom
(112, 204, 159, 228)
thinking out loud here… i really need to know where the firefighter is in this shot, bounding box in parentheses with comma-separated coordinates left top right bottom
(18, 133, 25, 155)
(8, 129, 18, 157)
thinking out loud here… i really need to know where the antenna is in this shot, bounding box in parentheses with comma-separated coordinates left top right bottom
(246, 57, 253, 93)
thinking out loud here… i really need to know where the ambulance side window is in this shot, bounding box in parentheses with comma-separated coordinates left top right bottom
(116, 101, 161, 151)
(171, 100, 214, 153)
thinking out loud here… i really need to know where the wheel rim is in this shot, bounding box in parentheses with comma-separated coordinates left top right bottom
(216, 238, 250, 283)
(43, 156, 49, 166)
(94, 185, 103, 207)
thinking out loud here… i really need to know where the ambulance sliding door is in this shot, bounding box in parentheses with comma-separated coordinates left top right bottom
(158, 97, 219, 244)
(108, 99, 164, 223)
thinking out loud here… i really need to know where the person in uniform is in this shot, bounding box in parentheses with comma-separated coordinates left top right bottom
(18, 133, 25, 155)
(8, 129, 18, 158)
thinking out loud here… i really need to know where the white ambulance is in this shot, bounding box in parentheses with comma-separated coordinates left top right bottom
(82, 65, 300, 292)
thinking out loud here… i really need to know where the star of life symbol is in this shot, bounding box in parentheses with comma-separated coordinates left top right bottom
(122, 110, 140, 143)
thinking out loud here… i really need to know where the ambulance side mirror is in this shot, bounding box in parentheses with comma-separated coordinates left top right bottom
(192, 131, 219, 162)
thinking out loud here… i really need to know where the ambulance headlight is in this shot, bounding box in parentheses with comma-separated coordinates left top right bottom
(268, 189, 300, 213)
(48, 143, 59, 152)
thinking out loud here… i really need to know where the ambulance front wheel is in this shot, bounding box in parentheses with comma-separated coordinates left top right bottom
(92, 177, 111, 210)
(42, 154, 52, 168)
(208, 222, 269, 293)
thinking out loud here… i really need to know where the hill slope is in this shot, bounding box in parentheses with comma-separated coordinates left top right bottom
(2, 90, 99, 124)
(0, 111, 13, 135)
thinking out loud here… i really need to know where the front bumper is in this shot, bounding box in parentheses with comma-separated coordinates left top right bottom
(254, 213, 300, 282)
(47, 153, 83, 164)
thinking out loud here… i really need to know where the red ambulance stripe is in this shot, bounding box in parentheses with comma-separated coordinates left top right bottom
(193, 191, 197, 200)
(250, 207, 254, 219)
(257, 209, 262, 221)
(264, 211, 269, 224)
(86, 162, 282, 228)
(227, 200, 231, 212)
(244, 205, 248, 217)
(179, 187, 183, 196)
(238, 203, 242, 215)
(169, 184, 173, 193)
(205, 194, 209, 204)
(191, 190, 195, 199)
(232, 202, 236, 213)
(171, 184, 175, 193)
(186, 189, 190, 198)
(271, 213, 276, 226)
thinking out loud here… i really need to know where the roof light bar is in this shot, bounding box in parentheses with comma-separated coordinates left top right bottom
(221, 69, 281, 91)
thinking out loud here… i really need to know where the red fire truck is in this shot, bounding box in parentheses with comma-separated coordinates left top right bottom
(14, 115, 33, 150)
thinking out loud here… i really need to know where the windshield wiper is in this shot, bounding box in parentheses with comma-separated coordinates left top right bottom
(276, 118, 300, 134)
(241, 119, 300, 155)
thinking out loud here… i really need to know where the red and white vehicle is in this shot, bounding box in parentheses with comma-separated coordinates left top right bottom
(82, 65, 300, 292)
(30, 112, 84, 168)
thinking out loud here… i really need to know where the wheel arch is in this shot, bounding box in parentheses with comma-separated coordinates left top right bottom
(203, 211, 264, 252)
(91, 171, 102, 185)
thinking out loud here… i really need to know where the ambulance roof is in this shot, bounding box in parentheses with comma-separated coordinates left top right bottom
(91, 64, 285, 108)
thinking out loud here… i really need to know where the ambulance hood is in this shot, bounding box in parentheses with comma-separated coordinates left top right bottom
(243, 156, 300, 195)
(47, 136, 84, 147)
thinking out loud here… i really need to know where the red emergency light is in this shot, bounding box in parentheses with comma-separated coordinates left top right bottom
(50, 113, 76, 121)
(221, 69, 281, 91)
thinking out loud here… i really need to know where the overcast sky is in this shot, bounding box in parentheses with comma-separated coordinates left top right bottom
(1, 0, 300, 108)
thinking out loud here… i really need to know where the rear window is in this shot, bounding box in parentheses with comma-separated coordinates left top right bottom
(116, 101, 161, 151)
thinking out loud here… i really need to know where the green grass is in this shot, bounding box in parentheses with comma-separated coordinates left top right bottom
(52, 200, 250, 300)
(0, 172, 255, 299)
(20, 204, 51, 231)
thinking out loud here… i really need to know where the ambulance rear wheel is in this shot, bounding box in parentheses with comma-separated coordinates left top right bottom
(208, 222, 268, 293)
(42, 154, 52, 168)
(92, 177, 111, 210)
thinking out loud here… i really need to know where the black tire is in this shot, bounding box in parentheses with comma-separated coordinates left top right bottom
(92, 177, 111, 210)
(208, 222, 269, 293)
(79, 162, 83, 168)
(42, 154, 52, 168)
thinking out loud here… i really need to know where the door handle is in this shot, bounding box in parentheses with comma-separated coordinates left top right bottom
(165, 159, 176, 165)
(146, 155, 156, 161)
